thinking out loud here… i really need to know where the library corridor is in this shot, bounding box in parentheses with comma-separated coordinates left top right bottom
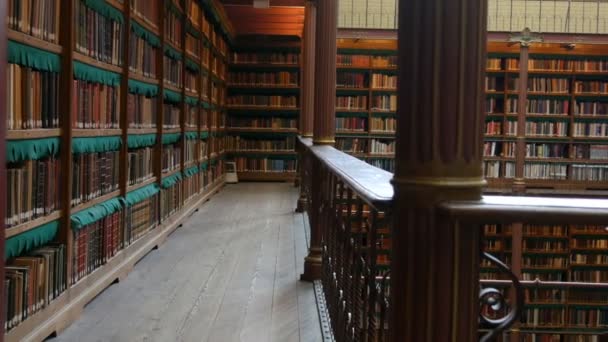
(53, 183, 322, 342)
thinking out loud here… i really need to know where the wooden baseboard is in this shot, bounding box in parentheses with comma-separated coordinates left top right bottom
(5, 180, 225, 342)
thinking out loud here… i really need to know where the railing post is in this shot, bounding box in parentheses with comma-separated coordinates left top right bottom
(390, 0, 488, 340)
(302, 0, 337, 281)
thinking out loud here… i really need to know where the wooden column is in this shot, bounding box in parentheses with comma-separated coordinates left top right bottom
(513, 46, 529, 194)
(300, 0, 315, 138)
(296, 0, 316, 212)
(302, 0, 337, 281)
(312, 0, 336, 145)
(390, 0, 487, 340)
(0, 0, 6, 337)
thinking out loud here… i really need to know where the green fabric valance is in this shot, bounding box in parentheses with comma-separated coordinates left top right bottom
(210, 158, 217, 166)
(164, 45, 183, 60)
(186, 22, 202, 39)
(128, 134, 157, 149)
(125, 184, 160, 206)
(200, 161, 208, 171)
(185, 96, 199, 106)
(166, 0, 183, 15)
(184, 166, 199, 178)
(201, 101, 211, 109)
(185, 59, 200, 72)
(7, 137, 60, 163)
(164, 89, 182, 103)
(70, 197, 123, 230)
(161, 172, 183, 189)
(131, 21, 161, 48)
(162, 133, 181, 145)
(199, 131, 209, 139)
(83, 0, 124, 23)
(5, 220, 59, 260)
(128, 79, 159, 97)
(185, 132, 198, 140)
(8, 40, 61, 72)
(74, 61, 121, 86)
(73, 136, 122, 154)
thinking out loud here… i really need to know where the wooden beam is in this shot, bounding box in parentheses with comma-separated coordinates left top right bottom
(227, 14, 305, 23)
(235, 22, 303, 30)
(223, 6, 305, 16)
(235, 28, 302, 36)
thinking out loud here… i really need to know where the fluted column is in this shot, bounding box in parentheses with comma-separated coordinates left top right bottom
(302, 0, 337, 281)
(312, 0, 336, 145)
(299, 0, 315, 138)
(390, 0, 488, 340)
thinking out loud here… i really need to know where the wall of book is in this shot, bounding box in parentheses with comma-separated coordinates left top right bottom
(226, 41, 300, 181)
(3, 0, 232, 339)
(481, 223, 608, 341)
(334, 38, 397, 172)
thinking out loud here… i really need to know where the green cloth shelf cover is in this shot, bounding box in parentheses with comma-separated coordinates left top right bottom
(131, 21, 161, 48)
(184, 166, 199, 178)
(83, 0, 124, 23)
(185, 132, 198, 140)
(210, 158, 217, 166)
(185, 96, 199, 106)
(185, 22, 202, 39)
(200, 161, 209, 171)
(336, 111, 369, 118)
(164, 89, 182, 103)
(162, 133, 181, 145)
(127, 134, 157, 149)
(166, 0, 183, 15)
(72, 136, 122, 154)
(5, 220, 59, 260)
(7, 137, 60, 163)
(185, 59, 200, 72)
(73, 61, 121, 86)
(128, 79, 159, 97)
(164, 45, 183, 60)
(8, 40, 61, 73)
(199, 131, 209, 139)
(70, 197, 123, 230)
(161, 173, 183, 189)
(201, 101, 211, 109)
(125, 184, 160, 206)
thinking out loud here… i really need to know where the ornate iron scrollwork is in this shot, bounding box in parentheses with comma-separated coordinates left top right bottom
(479, 252, 525, 342)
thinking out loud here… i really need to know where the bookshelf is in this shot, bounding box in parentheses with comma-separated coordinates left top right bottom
(226, 39, 300, 181)
(3, 0, 232, 340)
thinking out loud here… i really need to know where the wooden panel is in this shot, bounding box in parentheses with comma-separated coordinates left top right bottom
(223, 5, 305, 36)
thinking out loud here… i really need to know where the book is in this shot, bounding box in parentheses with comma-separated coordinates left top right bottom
(8, 0, 59, 43)
(75, 0, 123, 66)
(128, 147, 154, 185)
(73, 80, 120, 129)
(127, 93, 157, 128)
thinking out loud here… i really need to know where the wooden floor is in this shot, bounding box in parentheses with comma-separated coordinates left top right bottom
(53, 183, 322, 342)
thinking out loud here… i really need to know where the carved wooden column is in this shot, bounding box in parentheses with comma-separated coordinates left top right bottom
(302, 0, 337, 281)
(296, 0, 316, 213)
(0, 0, 6, 337)
(390, 0, 488, 340)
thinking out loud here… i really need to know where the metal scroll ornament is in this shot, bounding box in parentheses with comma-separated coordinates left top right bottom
(479, 252, 524, 342)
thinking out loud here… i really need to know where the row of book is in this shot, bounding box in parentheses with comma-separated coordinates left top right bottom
(337, 54, 370, 67)
(483, 160, 515, 178)
(367, 158, 394, 172)
(522, 256, 567, 268)
(571, 254, 608, 265)
(72, 152, 120, 207)
(9, 0, 59, 43)
(185, 69, 200, 94)
(337, 73, 367, 88)
(185, 104, 198, 128)
(131, 0, 159, 26)
(498, 58, 608, 72)
(226, 136, 295, 151)
(163, 103, 180, 129)
(574, 102, 608, 116)
(483, 141, 516, 157)
(574, 144, 608, 160)
(370, 139, 395, 154)
(200, 140, 208, 158)
(485, 121, 503, 135)
(525, 143, 568, 158)
(5, 244, 66, 331)
(228, 72, 298, 86)
(371, 95, 397, 111)
(231, 52, 299, 65)
(370, 117, 396, 132)
(73, 80, 120, 129)
(183, 173, 199, 202)
(72, 211, 122, 283)
(573, 122, 608, 137)
(528, 78, 570, 93)
(129, 31, 158, 78)
(162, 144, 181, 173)
(525, 121, 568, 136)
(184, 139, 197, 166)
(233, 157, 297, 172)
(188, 0, 201, 29)
(75, 0, 123, 66)
(227, 117, 297, 129)
(6, 158, 61, 227)
(485, 76, 505, 91)
(164, 56, 182, 88)
(574, 80, 608, 94)
(226, 95, 297, 108)
(370, 74, 397, 89)
(336, 117, 366, 131)
(164, 7, 182, 49)
(128, 147, 154, 185)
(571, 164, 608, 181)
(161, 182, 182, 220)
(336, 138, 367, 153)
(7, 64, 60, 130)
(524, 162, 568, 179)
(127, 94, 157, 128)
(336, 96, 367, 110)
(124, 194, 159, 244)
(185, 32, 200, 59)
(527, 99, 569, 115)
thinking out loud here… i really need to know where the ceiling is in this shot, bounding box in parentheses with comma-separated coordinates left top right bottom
(220, 0, 305, 37)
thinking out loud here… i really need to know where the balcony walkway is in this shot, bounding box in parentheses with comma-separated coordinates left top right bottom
(53, 183, 322, 342)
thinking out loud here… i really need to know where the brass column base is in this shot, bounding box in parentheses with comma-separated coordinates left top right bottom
(295, 195, 308, 213)
(300, 248, 322, 281)
(512, 178, 526, 194)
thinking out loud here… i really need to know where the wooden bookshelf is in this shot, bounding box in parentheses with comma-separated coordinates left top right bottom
(3, 0, 231, 339)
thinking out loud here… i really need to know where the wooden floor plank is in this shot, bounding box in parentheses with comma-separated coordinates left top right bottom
(52, 183, 321, 342)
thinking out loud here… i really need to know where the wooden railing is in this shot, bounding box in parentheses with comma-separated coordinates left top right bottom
(297, 136, 608, 342)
